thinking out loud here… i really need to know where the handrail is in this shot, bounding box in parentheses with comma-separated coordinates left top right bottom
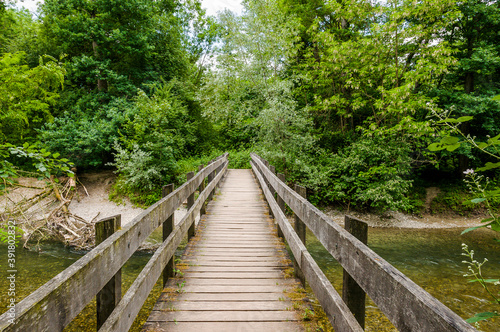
(99, 158, 229, 331)
(251, 153, 476, 332)
(251, 158, 363, 331)
(0, 153, 229, 332)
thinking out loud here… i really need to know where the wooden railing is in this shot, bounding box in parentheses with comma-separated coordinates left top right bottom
(250, 153, 476, 332)
(0, 153, 229, 332)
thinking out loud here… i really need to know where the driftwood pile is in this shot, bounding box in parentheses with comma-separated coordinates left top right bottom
(0, 174, 97, 250)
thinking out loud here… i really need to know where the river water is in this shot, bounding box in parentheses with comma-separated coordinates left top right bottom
(0, 227, 498, 331)
(306, 227, 499, 331)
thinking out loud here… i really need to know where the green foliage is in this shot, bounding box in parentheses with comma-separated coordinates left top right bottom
(322, 137, 414, 211)
(0, 224, 23, 245)
(428, 183, 480, 216)
(0, 142, 75, 194)
(227, 149, 252, 169)
(39, 98, 130, 168)
(0, 52, 65, 144)
(461, 243, 500, 326)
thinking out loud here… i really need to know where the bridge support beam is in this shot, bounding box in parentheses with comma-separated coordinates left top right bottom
(162, 184, 175, 287)
(342, 215, 368, 329)
(95, 215, 122, 330)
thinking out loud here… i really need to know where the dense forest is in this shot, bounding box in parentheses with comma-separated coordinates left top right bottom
(1, 0, 499, 215)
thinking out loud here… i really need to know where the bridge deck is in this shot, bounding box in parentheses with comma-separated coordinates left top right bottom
(142, 169, 304, 332)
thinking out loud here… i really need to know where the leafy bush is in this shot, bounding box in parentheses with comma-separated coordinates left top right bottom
(228, 149, 252, 169)
(39, 103, 128, 169)
(318, 136, 414, 211)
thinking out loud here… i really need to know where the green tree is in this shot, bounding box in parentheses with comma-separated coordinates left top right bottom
(429, 0, 500, 175)
(0, 52, 65, 144)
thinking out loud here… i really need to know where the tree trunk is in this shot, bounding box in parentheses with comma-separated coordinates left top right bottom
(92, 40, 107, 92)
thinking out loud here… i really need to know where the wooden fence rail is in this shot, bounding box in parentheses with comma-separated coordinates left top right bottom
(250, 153, 476, 332)
(0, 153, 229, 332)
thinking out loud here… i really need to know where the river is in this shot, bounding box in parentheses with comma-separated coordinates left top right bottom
(0, 227, 498, 331)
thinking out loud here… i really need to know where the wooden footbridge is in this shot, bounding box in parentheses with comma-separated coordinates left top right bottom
(0, 153, 477, 331)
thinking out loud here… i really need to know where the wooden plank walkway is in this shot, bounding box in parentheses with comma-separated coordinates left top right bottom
(142, 169, 304, 332)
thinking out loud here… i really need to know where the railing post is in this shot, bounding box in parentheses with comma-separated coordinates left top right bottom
(208, 159, 216, 201)
(342, 215, 368, 329)
(187, 171, 195, 240)
(162, 184, 175, 287)
(95, 215, 122, 330)
(276, 173, 286, 239)
(268, 165, 276, 218)
(293, 184, 307, 286)
(198, 165, 206, 215)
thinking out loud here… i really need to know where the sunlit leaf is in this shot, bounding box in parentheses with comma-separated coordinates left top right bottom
(446, 143, 461, 151)
(477, 162, 500, 171)
(470, 198, 486, 204)
(441, 136, 460, 144)
(456, 116, 473, 122)
(428, 143, 445, 151)
(466, 312, 499, 323)
(461, 225, 485, 235)
(491, 222, 500, 232)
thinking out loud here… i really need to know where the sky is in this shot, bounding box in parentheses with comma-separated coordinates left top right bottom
(14, 0, 243, 16)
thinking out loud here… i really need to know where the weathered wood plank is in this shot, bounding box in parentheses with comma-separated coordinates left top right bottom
(143, 169, 305, 332)
(98, 161, 229, 332)
(0, 155, 228, 332)
(162, 183, 175, 287)
(178, 285, 291, 293)
(252, 154, 476, 332)
(147, 310, 299, 322)
(342, 215, 368, 329)
(175, 279, 289, 286)
(181, 272, 284, 279)
(143, 321, 304, 332)
(95, 215, 122, 330)
(251, 159, 363, 332)
(155, 301, 291, 311)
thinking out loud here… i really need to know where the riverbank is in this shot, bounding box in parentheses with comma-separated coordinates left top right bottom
(2, 171, 489, 250)
(323, 208, 485, 229)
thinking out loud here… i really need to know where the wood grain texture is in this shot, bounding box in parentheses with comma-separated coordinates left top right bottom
(251, 154, 477, 332)
(143, 169, 304, 332)
(0, 155, 228, 332)
(251, 160, 363, 332)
